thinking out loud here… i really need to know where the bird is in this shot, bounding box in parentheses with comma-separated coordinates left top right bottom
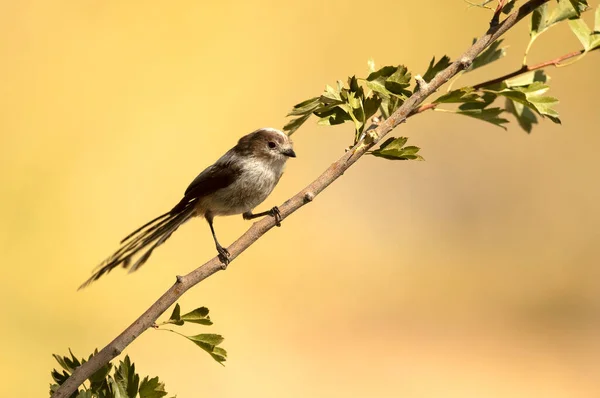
(79, 127, 296, 289)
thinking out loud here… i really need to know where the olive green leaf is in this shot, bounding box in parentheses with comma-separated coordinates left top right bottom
(370, 137, 424, 161)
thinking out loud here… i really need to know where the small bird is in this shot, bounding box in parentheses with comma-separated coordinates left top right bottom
(79, 127, 296, 289)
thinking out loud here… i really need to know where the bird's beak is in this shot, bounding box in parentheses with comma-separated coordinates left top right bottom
(282, 148, 296, 158)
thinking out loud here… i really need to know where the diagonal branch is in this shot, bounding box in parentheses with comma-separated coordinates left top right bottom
(51, 1, 550, 397)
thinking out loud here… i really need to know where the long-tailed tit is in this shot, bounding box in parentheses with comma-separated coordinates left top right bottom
(80, 127, 295, 288)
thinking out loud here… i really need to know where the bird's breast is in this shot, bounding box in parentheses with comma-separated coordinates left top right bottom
(198, 157, 285, 216)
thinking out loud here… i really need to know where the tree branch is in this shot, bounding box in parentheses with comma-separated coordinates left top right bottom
(410, 46, 594, 117)
(473, 49, 588, 89)
(52, 1, 550, 397)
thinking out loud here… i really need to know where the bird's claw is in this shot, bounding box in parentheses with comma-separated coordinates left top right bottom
(217, 245, 230, 268)
(270, 206, 282, 227)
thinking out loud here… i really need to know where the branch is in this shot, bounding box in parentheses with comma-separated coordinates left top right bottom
(51, 1, 550, 397)
(473, 48, 588, 89)
(410, 46, 593, 116)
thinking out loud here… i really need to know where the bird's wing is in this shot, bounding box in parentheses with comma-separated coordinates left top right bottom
(171, 150, 242, 213)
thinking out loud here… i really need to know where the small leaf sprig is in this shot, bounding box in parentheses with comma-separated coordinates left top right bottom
(153, 303, 227, 365)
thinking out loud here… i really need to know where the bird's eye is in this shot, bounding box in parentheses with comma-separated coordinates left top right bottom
(268, 141, 276, 149)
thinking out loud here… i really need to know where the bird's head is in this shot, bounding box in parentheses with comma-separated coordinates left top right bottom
(236, 127, 296, 162)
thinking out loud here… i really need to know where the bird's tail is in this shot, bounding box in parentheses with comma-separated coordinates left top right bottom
(78, 201, 196, 289)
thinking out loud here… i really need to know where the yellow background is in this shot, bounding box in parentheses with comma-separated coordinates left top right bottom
(1, 1, 600, 397)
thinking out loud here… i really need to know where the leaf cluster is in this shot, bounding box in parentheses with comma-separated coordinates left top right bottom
(50, 351, 174, 398)
(284, 0, 596, 155)
(160, 303, 227, 365)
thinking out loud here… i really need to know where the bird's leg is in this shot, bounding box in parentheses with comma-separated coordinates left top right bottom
(243, 206, 282, 227)
(206, 215, 230, 265)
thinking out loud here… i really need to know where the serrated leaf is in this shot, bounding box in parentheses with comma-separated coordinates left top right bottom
(589, 34, 600, 50)
(453, 107, 509, 129)
(370, 137, 424, 161)
(422, 55, 451, 82)
(316, 106, 352, 126)
(596, 5, 600, 32)
(505, 70, 548, 87)
(469, 39, 506, 71)
(76, 390, 93, 398)
(363, 96, 381, 121)
(568, 18, 592, 50)
(568, 0, 588, 15)
(187, 333, 225, 346)
(384, 65, 412, 97)
(109, 376, 129, 398)
(506, 98, 538, 133)
(491, 81, 560, 124)
(531, 3, 549, 36)
(362, 65, 399, 98)
(168, 304, 181, 323)
(287, 97, 320, 116)
(284, 113, 311, 135)
(139, 376, 168, 398)
(185, 334, 227, 365)
(547, 0, 582, 26)
(366, 65, 398, 81)
(180, 307, 212, 325)
(211, 347, 228, 363)
(434, 87, 482, 104)
(114, 356, 139, 398)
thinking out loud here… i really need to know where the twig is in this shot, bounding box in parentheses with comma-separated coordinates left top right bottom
(51, 1, 550, 397)
(473, 49, 587, 89)
(410, 47, 594, 117)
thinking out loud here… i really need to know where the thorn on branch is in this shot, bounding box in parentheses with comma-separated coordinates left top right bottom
(303, 192, 315, 203)
(414, 75, 429, 92)
(175, 275, 184, 284)
(459, 57, 473, 70)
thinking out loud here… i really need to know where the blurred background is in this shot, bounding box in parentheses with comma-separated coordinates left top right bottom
(1, 1, 599, 397)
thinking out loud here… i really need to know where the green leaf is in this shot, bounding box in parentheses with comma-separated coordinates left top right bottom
(504, 70, 548, 87)
(284, 113, 311, 136)
(168, 304, 182, 324)
(547, 0, 582, 26)
(370, 137, 424, 161)
(363, 96, 382, 121)
(469, 39, 506, 71)
(76, 390, 93, 398)
(363, 65, 400, 98)
(506, 98, 538, 133)
(491, 82, 561, 124)
(453, 107, 509, 129)
(109, 376, 129, 398)
(315, 107, 352, 126)
(531, 3, 549, 36)
(180, 307, 213, 325)
(567, 0, 589, 16)
(530, 0, 589, 42)
(139, 376, 168, 398)
(433, 87, 482, 104)
(286, 97, 320, 116)
(422, 55, 451, 82)
(185, 334, 227, 365)
(568, 18, 592, 50)
(114, 356, 139, 398)
(384, 65, 411, 97)
(596, 5, 600, 32)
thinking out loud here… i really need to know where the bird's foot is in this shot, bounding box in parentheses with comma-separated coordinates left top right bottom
(217, 245, 230, 268)
(270, 206, 282, 227)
